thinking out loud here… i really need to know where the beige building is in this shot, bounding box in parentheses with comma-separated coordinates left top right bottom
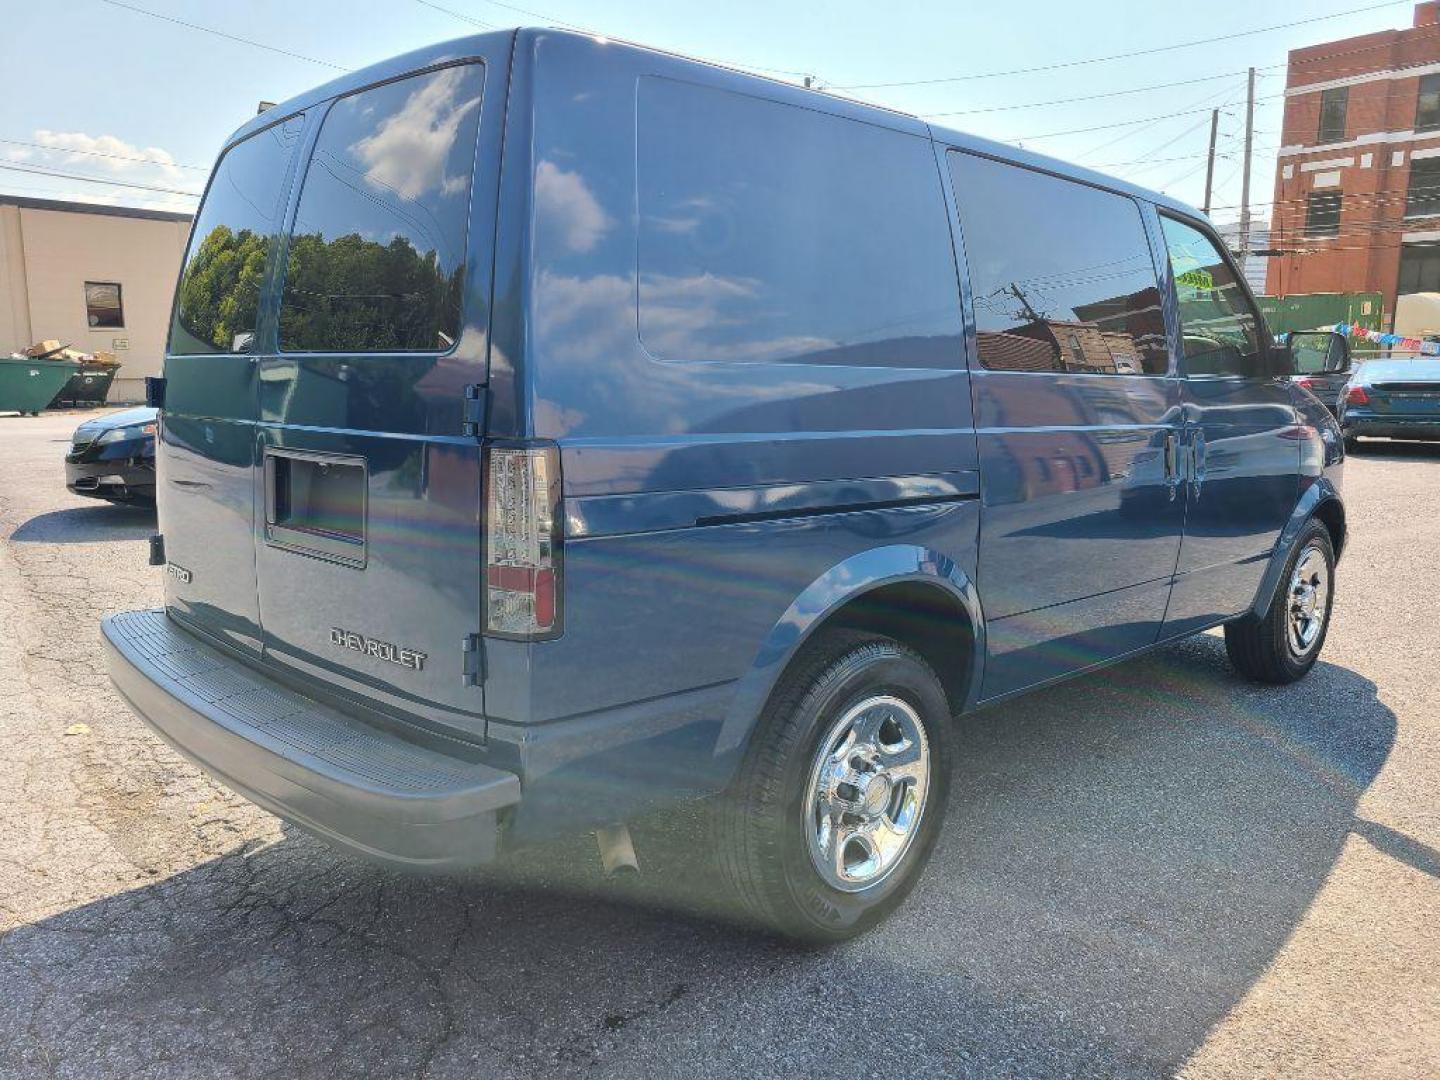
(0, 196, 192, 403)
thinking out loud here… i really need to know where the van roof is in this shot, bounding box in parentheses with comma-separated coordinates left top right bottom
(222, 27, 1203, 222)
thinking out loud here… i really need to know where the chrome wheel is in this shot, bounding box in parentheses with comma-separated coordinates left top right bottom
(804, 695, 931, 893)
(1286, 542, 1330, 657)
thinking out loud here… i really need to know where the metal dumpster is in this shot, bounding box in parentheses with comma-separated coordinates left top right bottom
(0, 357, 81, 415)
(51, 363, 121, 407)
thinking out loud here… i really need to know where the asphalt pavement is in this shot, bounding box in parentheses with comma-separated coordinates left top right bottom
(0, 408, 1436, 1078)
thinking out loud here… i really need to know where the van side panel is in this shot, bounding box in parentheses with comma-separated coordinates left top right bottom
(943, 152, 1186, 700)
(498, 33, 978, 828)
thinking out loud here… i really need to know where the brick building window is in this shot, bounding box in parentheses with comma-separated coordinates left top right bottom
(1304, 191, 1342, 237)
(1406, 157, 1440, 217)
(1418, 75, 1440, 131)
(1317, 87, 1348, 143)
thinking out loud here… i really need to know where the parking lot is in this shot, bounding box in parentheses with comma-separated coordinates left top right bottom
(0, 407, 1435, 1078)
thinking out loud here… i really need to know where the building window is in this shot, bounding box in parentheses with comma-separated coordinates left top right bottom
(84, 281, 123, 328)
(1304, 191, 1342, 237)
(1317, 87, 1348, 144)
(1399, 243, 1440, 294)
(1419, 74, 1440, 132)
(1406, 157, 1440, 218)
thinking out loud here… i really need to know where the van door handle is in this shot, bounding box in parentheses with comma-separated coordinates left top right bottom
(1163, 431, 1181, 500)
(1190, 429, 1208, 500)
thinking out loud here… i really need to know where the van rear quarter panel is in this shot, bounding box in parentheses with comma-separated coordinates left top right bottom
(508, 35, 980, 748)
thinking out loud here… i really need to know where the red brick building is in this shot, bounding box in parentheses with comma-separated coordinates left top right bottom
(1266, 2, 1440, 328)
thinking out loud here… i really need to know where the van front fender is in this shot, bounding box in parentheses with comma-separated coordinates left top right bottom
(1251, 476, 1345, 620)
(715, 544, 984, 761)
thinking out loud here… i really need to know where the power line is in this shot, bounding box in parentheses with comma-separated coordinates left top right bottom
(0, 161, 200, 197)
(0, 136, 208, 172)
(1009, 98, 1281, 143)
(833, 2, 1413, 89)
(410, 0, 502, 30)
(94, 0, 350, 71)
(922, 68, 1282, 118)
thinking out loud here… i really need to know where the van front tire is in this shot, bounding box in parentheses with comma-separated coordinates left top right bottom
(713, 630, 952, 943)
(1224, 520, 1335, 684)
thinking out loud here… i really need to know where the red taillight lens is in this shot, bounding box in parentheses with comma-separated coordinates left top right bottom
(1344, 385, 1370, 406)
(484, 444, 562, 638)
(1295, 376, 1316, 390)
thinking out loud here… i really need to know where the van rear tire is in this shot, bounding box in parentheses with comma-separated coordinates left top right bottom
(1224, 520, 1335, 684)
(712, 630, 952, 943)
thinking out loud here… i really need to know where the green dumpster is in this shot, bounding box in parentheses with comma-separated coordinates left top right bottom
(51, 363, 121, 407)
(0, 357, 81, 416)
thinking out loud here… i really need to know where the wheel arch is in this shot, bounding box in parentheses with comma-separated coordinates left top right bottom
(715, 545, 984, 763)
(1251, 477, 1346, 620)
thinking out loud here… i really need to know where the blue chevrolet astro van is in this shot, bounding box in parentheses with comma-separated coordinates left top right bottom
(103, 28, 1347, 941)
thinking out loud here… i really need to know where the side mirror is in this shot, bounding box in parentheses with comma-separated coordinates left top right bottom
(1282, 330, 1350, 377)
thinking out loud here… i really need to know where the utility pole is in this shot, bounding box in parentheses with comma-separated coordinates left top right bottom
(1238, 66, 1256, 273)
(1202, 108, 1219, 216)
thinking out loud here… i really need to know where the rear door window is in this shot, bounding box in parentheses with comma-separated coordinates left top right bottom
(636, 78, 963, 368)
(948, 152, 1169, 376)
(1160, 215, 1263, 378)
(279, 63, 484, 354)
(170, 116, 305, 355)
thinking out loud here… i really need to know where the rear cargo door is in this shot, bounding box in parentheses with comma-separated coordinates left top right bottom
(252, 59, 502, 735)
(161, 113, 308, 655)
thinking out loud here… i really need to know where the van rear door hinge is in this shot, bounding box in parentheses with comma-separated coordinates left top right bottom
(462, 633, 485, 686)
(461, 385, 486, 437)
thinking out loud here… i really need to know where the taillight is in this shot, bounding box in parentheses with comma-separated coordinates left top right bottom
(1344, 385, 1371, 406)
(1295, 376, 1316, 390)
(484, 443, 563, 639)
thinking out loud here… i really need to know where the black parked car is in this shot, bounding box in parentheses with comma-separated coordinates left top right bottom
(65, 407, 157, 504)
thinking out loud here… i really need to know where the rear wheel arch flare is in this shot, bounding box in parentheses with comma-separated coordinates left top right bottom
(1313, 497, 1346, 562)
(817, 581, 975, 717)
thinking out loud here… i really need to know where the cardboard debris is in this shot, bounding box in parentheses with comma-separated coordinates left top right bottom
(9, 341, 121, 366)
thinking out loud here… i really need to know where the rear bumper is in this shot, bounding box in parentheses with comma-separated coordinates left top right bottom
(103, 609, 520, 869)
(1342, 416, 1440, 441)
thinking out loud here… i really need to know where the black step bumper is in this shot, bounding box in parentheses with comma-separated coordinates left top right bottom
(102, 609, 520, 869)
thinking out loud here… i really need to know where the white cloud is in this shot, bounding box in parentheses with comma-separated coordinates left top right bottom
(534, 160, 612, 253)
(0, 130, 202, 209)
(351, 67, 481, 201)
(31, 129, 188, 183)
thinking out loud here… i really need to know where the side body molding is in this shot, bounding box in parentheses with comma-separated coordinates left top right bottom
(715, 543, 985, 760)
(1249, 475, 1346, 620)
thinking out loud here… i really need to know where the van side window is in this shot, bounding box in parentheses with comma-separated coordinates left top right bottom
(279, 63, 484, 354)
(636, 78, 963, 368)
(170, 117, 304, 355)
(1159, 216, 1262, 378)
(949, 153, 1168, 376)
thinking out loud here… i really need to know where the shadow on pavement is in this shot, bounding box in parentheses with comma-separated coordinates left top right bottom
(0, 635, 1401, 1078)
(10, 504, 155, 544)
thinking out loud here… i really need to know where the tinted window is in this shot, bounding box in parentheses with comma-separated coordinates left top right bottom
(1318, 87, 1348, 144)
(1305, 191, 1342, 238)
(1418, 74, 1440, 132)
(1160, 216, 1262, 378)
(949, 153, 1168, 376)
(279, 64, 484, 354)
(1399, 241, 1440, 292)
(1406, 156, 1440, 218)
(636, 79, 962, 367)
(170, 117, 304, 355)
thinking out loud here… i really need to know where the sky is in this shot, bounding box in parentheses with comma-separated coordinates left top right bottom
(0, 0, 1427, 229)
